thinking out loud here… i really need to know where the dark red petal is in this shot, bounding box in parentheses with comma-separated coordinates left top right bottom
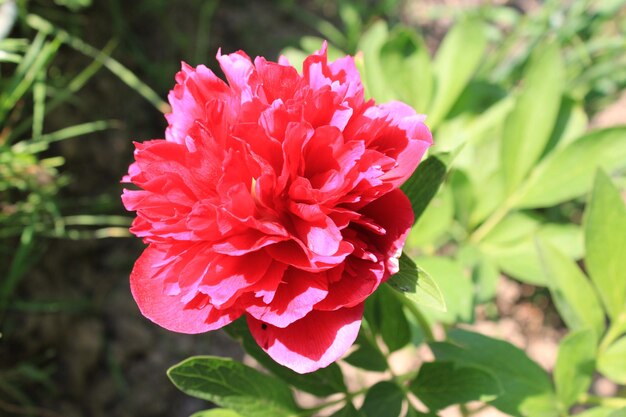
(359, 188, 414, 277)
(314, 257, 384, 311)
(130, 245, 240, 334)
(247, 304, 364, 374)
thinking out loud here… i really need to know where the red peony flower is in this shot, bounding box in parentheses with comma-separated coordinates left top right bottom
(122, 44, 432, 373)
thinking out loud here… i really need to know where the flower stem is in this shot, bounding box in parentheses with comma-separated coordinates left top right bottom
(298, 388, 369, 416)
(599, 311, 626, 353)
(469, 192, 521, 244)
(394, 290, 435, 342)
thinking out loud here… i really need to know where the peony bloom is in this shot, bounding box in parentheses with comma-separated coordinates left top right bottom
(122, 44, 432, 373)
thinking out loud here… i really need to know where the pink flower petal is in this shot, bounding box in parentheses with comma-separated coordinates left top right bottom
(123, 44, 433, 373)
(247, 304, 364, 373)
(165, 63, 229, 144)
(216, 49, 257, 103)
(314, 257, 385, 311)
(130, 245, 240, 333)
(246, 268, 328, 328)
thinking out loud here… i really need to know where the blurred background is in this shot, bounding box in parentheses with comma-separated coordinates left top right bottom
(1, 0, 625, 416)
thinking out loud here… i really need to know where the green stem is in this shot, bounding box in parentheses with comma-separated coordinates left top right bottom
(393, 290, 435, 342)
(469, 192, 521, 244)
(579, 394, 626, 408)
(395, 370, 419, 385)
(26, 14, 169, 114)
(599, 311, 626, 353)
(298, 388, 368, 416)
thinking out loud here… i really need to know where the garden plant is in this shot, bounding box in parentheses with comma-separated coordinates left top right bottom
(1, 1, 626, 417)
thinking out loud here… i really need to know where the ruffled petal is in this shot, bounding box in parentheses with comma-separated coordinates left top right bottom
(359, 188, 414, 277)
(314, 257, 384, 311)
(247, 304, 364, 373)
(216, 49, 257, 103)
(245, 268, 328, 328)
(165, 63, 229, 144)
(130, 245, 240, 334)
(124, 44, 433, 374)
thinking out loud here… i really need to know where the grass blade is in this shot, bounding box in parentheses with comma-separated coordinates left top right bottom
(25, 14, 169, 113)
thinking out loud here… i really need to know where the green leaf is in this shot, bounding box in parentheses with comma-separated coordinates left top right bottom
(431, 329, 557, 417)
(428, 18, 488, 128)
(480, 213, 540, 246)
(405, 185, 453, 248)
(473, 255, 500, 303)
(481, 215, 584, 285)
(457, 245, 499, 303)
(167, 356, 299, 417)
(541, 96, 588, 156)
(387, 253, 446, 312)
(374, 285, 412, 352)
(360, 381, 404, 417)
(358, 21, 391, 101)
(415, 256, 473, 324)
(491, 246, 546, 285)
(410, 361, 502, 411)
(609, 409, 626, 417)
(554, 329, 597, 408)
(536, 239, 605, 337)
(380, 27, 433, 112)
(190, 410, 244, 417)
(0, 225, 35, 309)
(0, 34, 61, 124)
(598, 336, 626, 384)
(432, 94, 514, 153)
(343, 334, 388, 372)
(401, 155, 448, 225)
(450, 169, 475, 227)
(54, 0, 92, 11)
(469, 172, 506, 227)
(501, 41, 563, 193)
(585, 171, 626, 320)
(516, 127, 626, 208)
(224, 318, 346, 397)
(575, 408, 622, 417)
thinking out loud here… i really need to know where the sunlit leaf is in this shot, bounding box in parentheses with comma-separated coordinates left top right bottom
(516, 127, 626, 208)
(554, 329, 596, 408)
(401, 155, 447, 225)
(428, 18, 488, 128)
(167, 356, 299, 417)
(584, 171, 626, 320)
(502, 41, 563, 193)
(387, 253, 446, 312)
(536, 239, 605, 337)
(598, 336, 626, 384)
(414, 256, 472, 324)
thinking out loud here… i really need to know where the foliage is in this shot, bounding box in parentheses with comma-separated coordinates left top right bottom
(2, 0, 626, 416)
(169, 2, 626, 417)
(0, 0, 164, 409)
